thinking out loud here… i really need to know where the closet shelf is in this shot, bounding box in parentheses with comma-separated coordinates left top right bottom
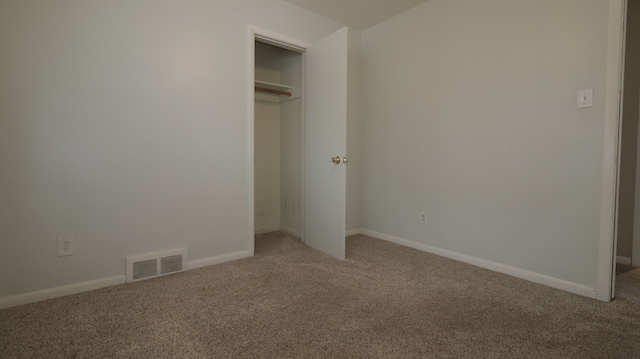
(255, 80, 293, 96)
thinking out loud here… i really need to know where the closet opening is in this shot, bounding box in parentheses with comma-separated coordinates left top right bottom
(253, 40, 304, 251)
(249, 26, 348, 260)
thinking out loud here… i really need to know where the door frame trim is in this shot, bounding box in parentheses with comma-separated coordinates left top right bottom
(247, 26, 310, 255)
(597, 0, 627, 301)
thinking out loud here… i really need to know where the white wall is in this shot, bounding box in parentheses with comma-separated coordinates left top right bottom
(254, 100, 281, 232)
(0, 0, 342, 300)
(280, 50, 303, 236)
(361, 0, 609, 287)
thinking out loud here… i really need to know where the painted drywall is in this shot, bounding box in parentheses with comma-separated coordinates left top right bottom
(0, 0, 342, 299)
(279, 49, 303, 236)
(361, 0, 608, 286)
(280, 98, 302, 235)
(618, 0, 640, 261)
(283, 0, 430, 31)
(254, 101, 281, 233)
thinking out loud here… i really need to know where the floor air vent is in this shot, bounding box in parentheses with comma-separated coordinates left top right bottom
(126, 249, 188, 283)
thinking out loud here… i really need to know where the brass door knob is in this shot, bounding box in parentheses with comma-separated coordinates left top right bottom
(331, 156, 341, 164)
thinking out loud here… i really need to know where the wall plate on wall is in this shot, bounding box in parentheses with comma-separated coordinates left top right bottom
(578, 88, 593, 108)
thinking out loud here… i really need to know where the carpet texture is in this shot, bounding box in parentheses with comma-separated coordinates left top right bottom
(1, 232, 640, 358)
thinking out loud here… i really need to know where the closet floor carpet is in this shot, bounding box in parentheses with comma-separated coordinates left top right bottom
(2, 232, 640, 358)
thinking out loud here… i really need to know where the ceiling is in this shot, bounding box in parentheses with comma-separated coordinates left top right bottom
(282, 0, 430, 31)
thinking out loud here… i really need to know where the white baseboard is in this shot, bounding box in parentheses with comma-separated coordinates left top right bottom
(280, 226, 301, 238)
(0, 250, 252, 310)
(616, 256, 632, 265)
(188, 250, 251, 270)
(345, 228, 362, 236)
(361, 229, 597, 299)
(255, 226, 280, 235)
(0, 275, 127, 310)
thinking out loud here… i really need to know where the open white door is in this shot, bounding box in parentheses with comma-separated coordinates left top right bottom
(304, 27, 348, 260)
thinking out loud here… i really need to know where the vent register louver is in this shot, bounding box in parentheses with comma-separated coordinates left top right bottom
(126, 249, 188, 282)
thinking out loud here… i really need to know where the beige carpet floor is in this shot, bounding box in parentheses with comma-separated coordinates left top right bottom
(1, 232, 640, 358)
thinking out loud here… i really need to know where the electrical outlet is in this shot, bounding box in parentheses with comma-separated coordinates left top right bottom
(57, 236, 74, 257)
(420, 212, 428, 225)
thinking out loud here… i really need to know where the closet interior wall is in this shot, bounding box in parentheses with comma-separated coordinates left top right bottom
(254, 42, 302, 237)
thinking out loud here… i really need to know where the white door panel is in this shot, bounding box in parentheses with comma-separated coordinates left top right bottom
(304, 27, 348, 260)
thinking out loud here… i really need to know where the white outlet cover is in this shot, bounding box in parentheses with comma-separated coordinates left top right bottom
(578, 88, 593, 108)
(57, 236, 74, 257)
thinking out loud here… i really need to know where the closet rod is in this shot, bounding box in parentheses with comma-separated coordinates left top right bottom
(255, 86, 292, 96)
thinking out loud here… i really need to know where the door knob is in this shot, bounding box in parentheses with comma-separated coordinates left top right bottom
(331, 156, 341, 164)
(343, 157, 348, 165)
